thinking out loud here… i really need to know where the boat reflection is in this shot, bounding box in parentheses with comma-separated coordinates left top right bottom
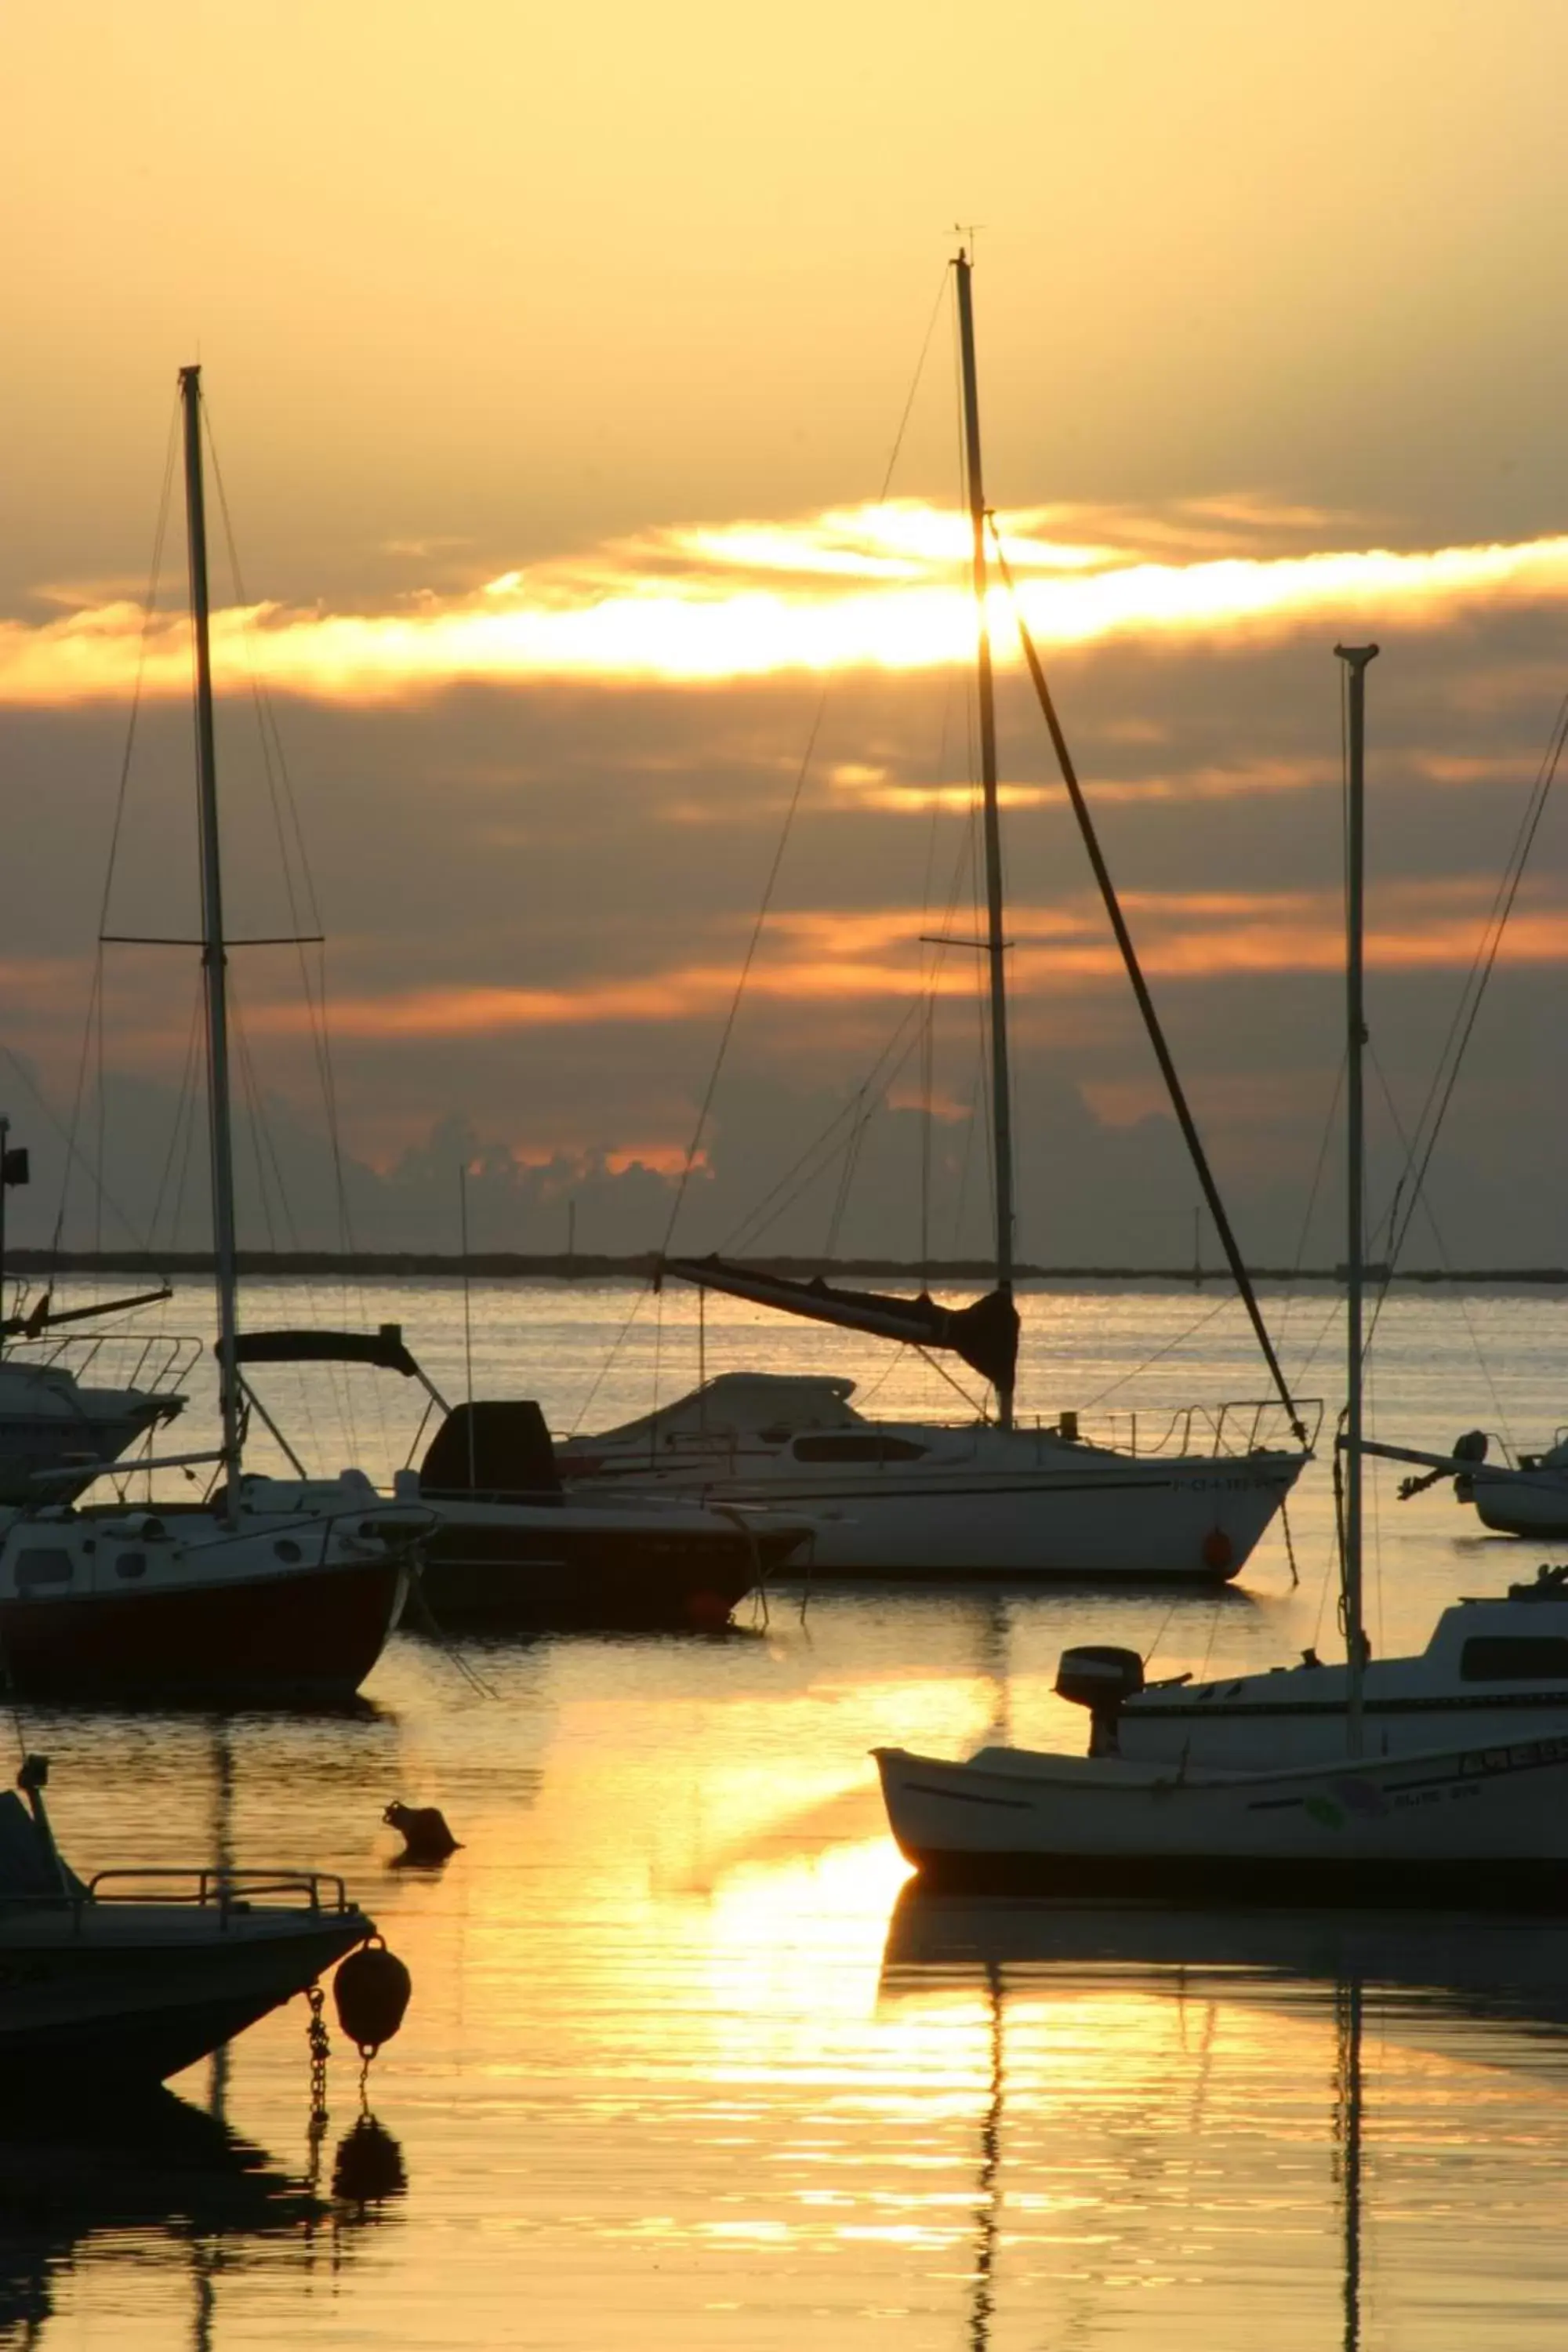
(0, 2086, 402, 2349)
(880, 1889, 1568, 2352)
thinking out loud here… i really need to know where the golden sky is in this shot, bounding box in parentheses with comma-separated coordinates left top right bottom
(8, 1, 1568, 1263)
(8, 0, 1568, 603)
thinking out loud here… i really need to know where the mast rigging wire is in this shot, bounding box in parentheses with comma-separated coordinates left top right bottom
(989, 526, 1305, 1442)
(1370, 688, 1568, 1319)
(659, 262, 955, 1263)
(50, 401, 181, 1278)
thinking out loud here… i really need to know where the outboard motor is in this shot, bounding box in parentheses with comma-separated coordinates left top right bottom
(1054, 1644, 1145, 1757)
(1453, 1428, 1488, 1503)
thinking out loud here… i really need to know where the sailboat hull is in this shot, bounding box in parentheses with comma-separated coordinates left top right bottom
(875, 1735, 1568, 1907)
(573, 1448, 1305, 1579)
(0, 1559, 406, 1705)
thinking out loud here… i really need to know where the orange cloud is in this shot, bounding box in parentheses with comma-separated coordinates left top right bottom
(9, 499, 1568, 706)
(222, 879, 1568, 1043)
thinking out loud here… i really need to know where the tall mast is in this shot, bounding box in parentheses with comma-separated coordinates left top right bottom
(954, 249, 1017, 1429)
(1337, 642, 1377, 1755)
(180, 365, 243, 1517)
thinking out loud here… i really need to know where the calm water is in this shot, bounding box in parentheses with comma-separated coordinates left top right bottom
(15, 1277, 1568, 2349)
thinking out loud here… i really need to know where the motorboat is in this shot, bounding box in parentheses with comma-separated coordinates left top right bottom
(1053, 1563, 1568, 1769)
(563, 249, 1316, 1584)
(876, 646, 1568, 1907)
(558, 1367, 1309, 1581)
(0, 1120, 194, 1501)
(0, 1339, 191, 1504)
(0, 1755, 376, 2091)
(1373, 1424, 1568, 1539)
(234, 1327, 808, 1632)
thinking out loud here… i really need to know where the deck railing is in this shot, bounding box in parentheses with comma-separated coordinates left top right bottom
(4, 1330, 201, 1400)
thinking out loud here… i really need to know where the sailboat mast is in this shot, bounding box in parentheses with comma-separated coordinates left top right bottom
(954, 249, 1016, 1428)
(180, 365, 243, 1515)
(1337, 642, 1377, 1755)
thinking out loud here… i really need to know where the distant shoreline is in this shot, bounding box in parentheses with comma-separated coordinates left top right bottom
(8, 1250, 1568, 1286)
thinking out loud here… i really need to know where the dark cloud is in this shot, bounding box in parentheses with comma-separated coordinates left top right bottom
(5, 591, 1568, 1270)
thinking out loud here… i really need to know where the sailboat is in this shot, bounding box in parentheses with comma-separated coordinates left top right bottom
(874, 646, 1568, 1904)
(557, 251, 1314, 1582)
(0, 366, 431, 1704)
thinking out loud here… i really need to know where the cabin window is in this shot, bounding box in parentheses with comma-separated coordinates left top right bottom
(274, 1539, 303, 1564)
(114, 1552, 147, 1581)
(16, 1549, 74, 1590)
(790, 1434, 929, 1464)
(1460, 1635, 1568, 1681)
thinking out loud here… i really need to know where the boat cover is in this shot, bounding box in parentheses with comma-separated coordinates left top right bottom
(231, 1327, 423, 1379)
(422, 1402, 562, 1497)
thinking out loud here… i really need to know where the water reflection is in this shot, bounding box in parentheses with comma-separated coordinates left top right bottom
(331, 2111, 408, 2212)
(0, 2092, 325, 2350)
(880, 1893, 1568, 2350)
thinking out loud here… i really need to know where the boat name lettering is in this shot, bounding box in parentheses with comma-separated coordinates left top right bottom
(1457, 1733, 1568, 1777)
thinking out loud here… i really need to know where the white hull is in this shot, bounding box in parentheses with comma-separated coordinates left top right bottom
(1469, 1471, 1568, 1537)
(0, 1355, 187, 1505)
(564, 1372, 1310, 1580)
(719, 1456, 1301, 1577)
(875, 1732, 1568, 1904)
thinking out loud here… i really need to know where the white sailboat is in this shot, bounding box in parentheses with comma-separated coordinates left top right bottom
(0, 366, 430, 1704)
(875, 646, 1568, 1906)
(558, 250, 1314, 1583)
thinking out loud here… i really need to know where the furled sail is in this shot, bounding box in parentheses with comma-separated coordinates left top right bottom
(662, 1257, 1019, 1397)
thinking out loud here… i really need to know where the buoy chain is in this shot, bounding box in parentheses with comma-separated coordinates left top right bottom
(307, 1983, 331, 2129)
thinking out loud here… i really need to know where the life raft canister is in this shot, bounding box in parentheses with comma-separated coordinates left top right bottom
(333, 1936, 412, 2059)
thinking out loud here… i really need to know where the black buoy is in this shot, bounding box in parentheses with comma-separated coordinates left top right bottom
(383, 1801, 462, 1865)
(333, 1938, 412, 2060)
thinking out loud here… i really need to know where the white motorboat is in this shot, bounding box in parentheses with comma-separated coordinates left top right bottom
(559, 1368, 1308, 1581)
(0, 1756, 378, 2091)
(1370, 1424, 1568, 1539)
(0, 1341, 190, 1504)
(1053, 1565, 1568, 1770)
(0, 1121, 194, 1501)
(877, 646, 1568, 1907)
(568, 251, 1316, 1583)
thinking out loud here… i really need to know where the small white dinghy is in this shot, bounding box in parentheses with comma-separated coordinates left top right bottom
(0, 1755, 379, 2094)
(877, 652, 1568, 1913)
